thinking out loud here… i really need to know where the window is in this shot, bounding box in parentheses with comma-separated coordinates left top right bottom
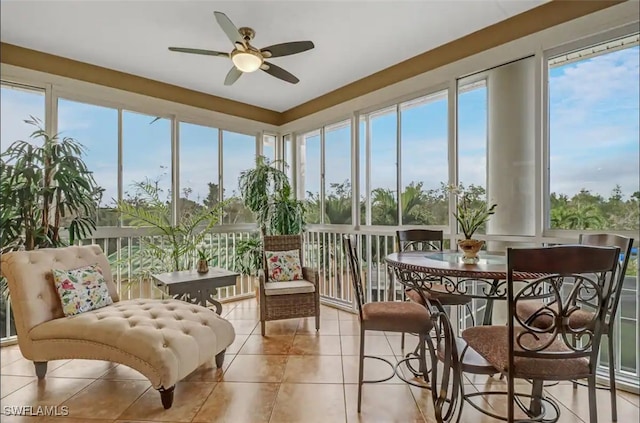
(300, 131, 321, 223)
(548, 37, 639, 232)
(400, 91, 448, 225)
(369, 106, 398, 226)
(1, 83, 45, 153)
(284, 134, 294, 184)
(122, 111, 171, 206)
(222, 130, 255, 224)
(58, 99, 118, 226)
(324, 120, 352, 224)
(179, 122, 219, 216)
(263, 134, 276, 162)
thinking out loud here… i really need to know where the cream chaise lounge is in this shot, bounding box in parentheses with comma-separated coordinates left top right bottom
(0, 245, 235, 409)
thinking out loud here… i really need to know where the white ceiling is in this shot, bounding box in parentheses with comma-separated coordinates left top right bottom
(1, 0, 546, 111)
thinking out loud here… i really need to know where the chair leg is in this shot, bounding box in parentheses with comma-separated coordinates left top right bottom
(316, 314, 320, 331)
(261, 320, 266, 336)
(507, 372, 515, 422)
(159, 385, 175, 409)
(215, 349, 226, 368)
(34, 362, 47, 379)
(529, 379, 543, 417)
(357, 330, 365, 413)
(400, 332, 405, 350)
(419, 334, 428, 383)
(588, 375, 598, 423)
(608, 335, 617, 422)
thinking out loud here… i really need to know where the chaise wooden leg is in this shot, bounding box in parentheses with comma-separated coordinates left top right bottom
(215, 349, 226, 368)
(34, 362, 47, 379)
(261, 320, 266, 336)
(159, 386, 175, 409)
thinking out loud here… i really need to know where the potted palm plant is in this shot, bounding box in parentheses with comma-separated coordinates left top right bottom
(234, 156, 306, 288)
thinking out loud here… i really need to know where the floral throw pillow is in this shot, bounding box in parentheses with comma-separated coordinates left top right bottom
(265, 249, 303, 282)
(52, 264, 113, 317)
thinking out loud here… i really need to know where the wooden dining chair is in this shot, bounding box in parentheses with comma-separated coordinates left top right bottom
(343, 234, 434, 412)
(395, 229, 472, 350)
(515, 234, 633, 422)
(463, 245, 620, 422)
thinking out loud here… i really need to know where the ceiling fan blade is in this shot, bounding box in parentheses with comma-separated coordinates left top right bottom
(214, 11, 244, 46)
(262, 62, 299, 84)
(261, 41, 315, 58)
(224, 67, 243, 86)
(168, 47, 228, 57)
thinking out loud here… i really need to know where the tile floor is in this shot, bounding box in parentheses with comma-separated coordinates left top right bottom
(0, 298, 638, 422)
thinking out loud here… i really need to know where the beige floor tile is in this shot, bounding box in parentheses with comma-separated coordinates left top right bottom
(283, 355, 344, 384)
(183, 355, 234, 382)
(99, 364, 147, 380)
(119, 381, 215, 422)
(223, 307, 260, 320)
(546, 382, 639, 423)
(0, 416, 41, 423)
(227, 319, 259, 334)
(319, 306, 340, 320)
(256, 319, 300, 336)
(290, 334, 342, 355)
(338, 310, 360, 321)
(298, 317, 340, 335)
(1, 358, 69, 377)
(192, 382, 279, 423)
(48, 359, 116, 379)
(411, 384, 503, 423)
(0, 346, 24, 368)
(342, 355, 406, 385)
(238, 334, 294, 355)
(225, 332, 250, 354)
(339, 320, 385, 336)
(341, 335, 394, 356)
(0, 377, 95, 410)
(1, 375, 36, 398)
(270, 383, 346, 423)
(222, 355, 288, 383)
(345, 383, 425, 422)
(618, 389, 640, 408)
(61, 379, 150, 420)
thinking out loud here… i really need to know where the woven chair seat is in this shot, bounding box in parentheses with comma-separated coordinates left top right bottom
(462, 326, 590, 380)
(362, 301, 432, 334)
(516, 300, 597, 331)
(406, 287, 472, 306)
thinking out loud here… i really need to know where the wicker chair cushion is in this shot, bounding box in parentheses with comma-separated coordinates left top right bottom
(462, 326, 590, 379)
(264, 249, 303, 282)
(362, 301, 432, 334)
(264, 280, 315, 296)
(405, 287, 472, 306)
(516, 300, 596, 331)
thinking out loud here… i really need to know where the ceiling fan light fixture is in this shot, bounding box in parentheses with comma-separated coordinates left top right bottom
(231, 50, 263, 72)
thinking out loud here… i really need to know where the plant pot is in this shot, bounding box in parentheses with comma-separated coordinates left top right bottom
(457, 239, 484, 262)
(197, 259, 209, 274)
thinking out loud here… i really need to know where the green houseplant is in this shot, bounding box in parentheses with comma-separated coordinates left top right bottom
(447, 184, 497, 260)
(116, 179, 224, 273)
(234, 156, 306, 277)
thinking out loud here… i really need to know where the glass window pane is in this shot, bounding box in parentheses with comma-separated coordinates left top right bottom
(179, 122, 219, 216)
(263, 134, 276, 162)
(301, 131, 321, 224)
(359, 118, 367, 224)
(284, 134, 293, 183)
(401, 91, 448, 225)
(58, 99, 118, 226)
(222, 130, 255, 224)
(370, 107, 398, 226)
(1, 84, 45, 153)
(122, 111, 172, 206)
(325, 121, 352, 224)
(549, 43, 639, 231)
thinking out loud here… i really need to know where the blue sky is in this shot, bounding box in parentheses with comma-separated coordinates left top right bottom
(1, 46, 638, 208)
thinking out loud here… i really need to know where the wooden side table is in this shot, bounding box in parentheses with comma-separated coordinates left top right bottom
(151, 268, 239, 315)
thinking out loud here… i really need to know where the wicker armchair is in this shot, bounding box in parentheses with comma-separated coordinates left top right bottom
(259, 234, 320, 336)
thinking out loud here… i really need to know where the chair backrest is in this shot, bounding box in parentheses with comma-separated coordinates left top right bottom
(262, 234, 304, 276)
(343, 234, 365, 322)
(396, 229, 443, 252)
(579, 233, 634, 327)
(507, 245, 619, 370)
(0, 245, 118, 335)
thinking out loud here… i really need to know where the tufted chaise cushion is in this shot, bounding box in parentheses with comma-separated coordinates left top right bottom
(1, 245, 236, 390)
(29, 298, 235, 388)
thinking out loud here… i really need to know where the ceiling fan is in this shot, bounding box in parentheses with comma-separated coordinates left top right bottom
(168, 11, 314, 86)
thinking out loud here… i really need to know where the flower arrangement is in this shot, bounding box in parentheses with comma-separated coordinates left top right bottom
(447, 184, 497, 240)
(197, 243, 210, 262)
